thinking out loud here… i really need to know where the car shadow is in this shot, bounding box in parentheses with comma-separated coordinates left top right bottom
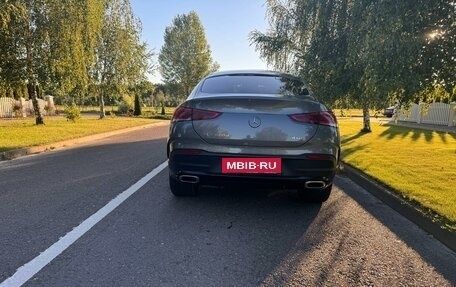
(160, 180, 455, 286)
(150, 184, 324, 286)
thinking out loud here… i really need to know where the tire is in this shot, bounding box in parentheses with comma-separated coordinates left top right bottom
(298, 184, 332, 202)
(169, 174, 198, 196)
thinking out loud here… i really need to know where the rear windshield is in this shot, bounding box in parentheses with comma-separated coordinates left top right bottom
(200, 75, 311, 97)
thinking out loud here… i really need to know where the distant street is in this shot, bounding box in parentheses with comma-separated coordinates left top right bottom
(0, 124, 455, 287)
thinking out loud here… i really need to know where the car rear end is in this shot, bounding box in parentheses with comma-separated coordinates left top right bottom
(167, 71, 340, 201)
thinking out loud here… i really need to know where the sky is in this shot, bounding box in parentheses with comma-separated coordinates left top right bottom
(129, 0, 270, 83)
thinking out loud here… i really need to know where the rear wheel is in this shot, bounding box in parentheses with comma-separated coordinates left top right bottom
(169, 174, 198, 196)
(298, 184, 332, 202)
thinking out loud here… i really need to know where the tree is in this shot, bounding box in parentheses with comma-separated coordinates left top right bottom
(251, 0, 455, 132)
(46, 0, 105, 105)
(0, 0, 154, 122)
(416, 0, 455, 101)
(0, 1, 28, 98)
(133, 93, 141, 116)
(23, 0, 51, 125)
(94, 0, 153, 118)
(250, 0, 359, 123)
(0, 0, 48, 124)
(159, 11, 218, 100)
(0, 0, 106, 124)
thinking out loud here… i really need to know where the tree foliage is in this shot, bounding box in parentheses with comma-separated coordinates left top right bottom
(0, 0, 153, 122)
(251, 0, 455, 131)
(159, 11, 219, 100)
(94, 0, 152, 118)
(133, 93, 141, 116)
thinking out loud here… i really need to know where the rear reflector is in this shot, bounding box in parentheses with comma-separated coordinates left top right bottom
(172, 106, 221, 122)
(306, 154, 333, 160)
(289, 111, 337, 127)
(175, 149, 203, 155)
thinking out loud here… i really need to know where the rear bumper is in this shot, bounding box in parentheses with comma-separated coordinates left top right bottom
(168, 150, 338, 188)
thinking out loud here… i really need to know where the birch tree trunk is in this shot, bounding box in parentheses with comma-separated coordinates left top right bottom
(99, 93, 106, 119)
(28, 83, 44, 125)
(362, 104, 371, 132)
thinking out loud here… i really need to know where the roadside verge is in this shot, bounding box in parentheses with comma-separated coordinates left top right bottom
(0, 121, 169, 161)
(342, 162, 456, 252)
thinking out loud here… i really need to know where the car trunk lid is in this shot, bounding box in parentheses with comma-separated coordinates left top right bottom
(190, 96, 321, 147)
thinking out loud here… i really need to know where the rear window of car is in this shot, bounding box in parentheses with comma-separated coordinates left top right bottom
(200, 75, 310, 97)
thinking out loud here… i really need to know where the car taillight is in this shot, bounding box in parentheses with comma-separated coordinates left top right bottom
(172, 107, 221, 122)
(172, 107, 192, 121)
(192, 109, 221, 121)
(289, 111, 337, 127)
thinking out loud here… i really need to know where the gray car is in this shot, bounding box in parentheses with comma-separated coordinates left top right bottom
(167, 70, 340, 202)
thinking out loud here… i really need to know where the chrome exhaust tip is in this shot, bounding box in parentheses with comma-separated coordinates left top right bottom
(178, 175, 200, 184)
(304, 181, 327, 189)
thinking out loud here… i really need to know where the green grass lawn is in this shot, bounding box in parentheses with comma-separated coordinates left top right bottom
(0, 116, 160, 152)
(339, 118, 456, 231)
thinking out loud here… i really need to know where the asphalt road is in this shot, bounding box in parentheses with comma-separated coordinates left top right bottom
(0, 124, 455, 287)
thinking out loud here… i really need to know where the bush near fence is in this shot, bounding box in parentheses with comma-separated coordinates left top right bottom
(0, 96, 55, 118)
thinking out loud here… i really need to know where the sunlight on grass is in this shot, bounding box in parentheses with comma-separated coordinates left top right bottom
(0, 117, 159, 152)
(339, 119, 456, 230)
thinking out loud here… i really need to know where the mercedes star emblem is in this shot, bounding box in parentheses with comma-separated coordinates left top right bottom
(249, 116, 261, 128)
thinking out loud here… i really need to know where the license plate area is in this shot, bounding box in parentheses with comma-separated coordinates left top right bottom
(222, 158, 282, 174)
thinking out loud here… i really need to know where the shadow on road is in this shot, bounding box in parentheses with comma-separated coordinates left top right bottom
(335, 176, 456, 284)
(159, 185, 323, 286)
(5, 132, 454, 286)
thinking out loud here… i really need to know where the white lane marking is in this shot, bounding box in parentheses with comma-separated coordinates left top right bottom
(0, 161, 168, 287)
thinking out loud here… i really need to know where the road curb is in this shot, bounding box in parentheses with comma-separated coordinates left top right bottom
(1, 121, 169, 161)
(342, 162, 456, 252)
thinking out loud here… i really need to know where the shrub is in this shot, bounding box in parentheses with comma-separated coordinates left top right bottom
(117, 95, 134, 115)
(117, 102, 130, 115)
(44, 105, 54, 116)
(64, 104, 81, 122)
(152, 114, 172, 120)
(161, 103, 166, 115)
(12, 103, 22, 117)
(141, 110, 155, 118)
(134, 94, 141, 116)
(105, 110, 116, 118)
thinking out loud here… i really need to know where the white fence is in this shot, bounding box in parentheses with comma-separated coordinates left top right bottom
(0, 96, 55, 118)
(396, 102, 456, 127)
(0, 97, 16, 117)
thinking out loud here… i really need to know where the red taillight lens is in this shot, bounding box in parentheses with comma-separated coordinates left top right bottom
(172, 107, 192, 121)
(172, 107, 221, 122)
(192, 109, 221, 121)
(289, 111, 337, 127)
